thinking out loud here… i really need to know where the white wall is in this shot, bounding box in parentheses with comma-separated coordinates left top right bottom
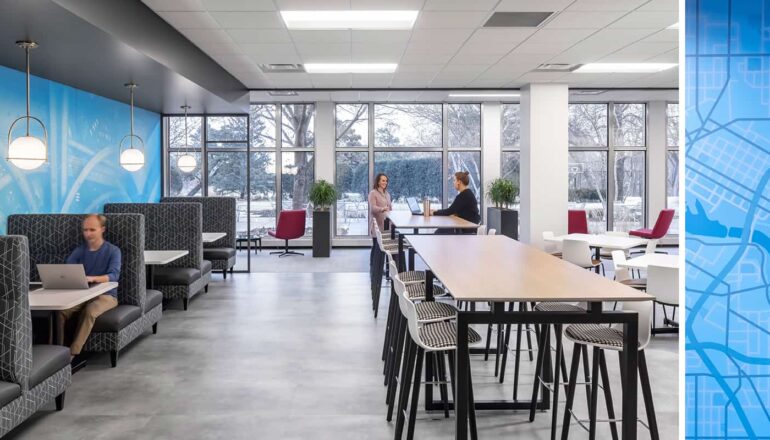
(519, 84, 569, 247)
(481, 102, 502, 216)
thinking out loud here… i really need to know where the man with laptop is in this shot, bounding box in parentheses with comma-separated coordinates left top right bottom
(57, 214, 121, 359)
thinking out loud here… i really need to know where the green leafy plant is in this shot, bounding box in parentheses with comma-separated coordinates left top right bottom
(486, 178, 519, 209)
(309, 179, 337, 210)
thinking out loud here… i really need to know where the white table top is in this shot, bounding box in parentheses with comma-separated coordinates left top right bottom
(407, 235, 652, 303)
(202, 232, 227, 243)
(545, 233, 647, 250)
(386, 211, 478, 230)
(144, 250, 189, 265)
(618, 253, 679, 270)
(29, 282, 119, 311)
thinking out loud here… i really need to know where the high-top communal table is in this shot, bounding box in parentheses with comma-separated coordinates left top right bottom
(544, 233, 648, 273)
(407, 235, 652, 440)
(385, 211, 479, 271)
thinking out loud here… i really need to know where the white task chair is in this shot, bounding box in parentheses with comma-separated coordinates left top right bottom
(487, 228, 497, 235)
(561, 300, 658, 440)
(646, 265, 679, 332)
(477, 225, 487, 235)
(542, 231, 562, 257)
(562, 239, 603, 275)
(611, 251, 647, 289)
(600, 230, 629, 258)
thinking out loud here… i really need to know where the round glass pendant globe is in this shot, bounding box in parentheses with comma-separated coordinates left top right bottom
(177, 154, 197, 173)
(7, 135, 46, 170)
(120, 148, 145, 172)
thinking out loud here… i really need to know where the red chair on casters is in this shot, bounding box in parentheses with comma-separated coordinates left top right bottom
(568, 210, 589, 234)
(268, 210, 306, 257)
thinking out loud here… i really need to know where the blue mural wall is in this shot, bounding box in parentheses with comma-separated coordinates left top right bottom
(0, 64, 161, 234)
(686, 0, 770, 438)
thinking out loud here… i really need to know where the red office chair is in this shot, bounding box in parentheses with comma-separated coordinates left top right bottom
(568, 210, 589, 234)
(268, 210, 306, 257)
(629, 209, 675, 239)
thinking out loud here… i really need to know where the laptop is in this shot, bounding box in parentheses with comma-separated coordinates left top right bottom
(37, 264, 90, 289)
(406, 197, 423, 215)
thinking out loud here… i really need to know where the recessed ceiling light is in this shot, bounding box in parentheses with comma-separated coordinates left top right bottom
(280, 10, 418, 30)
(304, 63, 397, 73)
(448, 93, 521, 98)
(574, 63, 677, 73)
(667, 22, 679, 29)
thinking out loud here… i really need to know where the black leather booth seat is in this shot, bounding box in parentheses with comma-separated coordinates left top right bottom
(0, 383, 21, 407)
(29, 346, 70, 389)
(92, 305, 142, 333)
(145, 289, 163, 313)
(203, 248, 235, 260)
(154, 268, 201, 285)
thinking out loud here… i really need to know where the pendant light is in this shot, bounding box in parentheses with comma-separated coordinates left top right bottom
(6, 40, 47, 170)
(176, 105, 196, 173)
(119, 83, 145, 172)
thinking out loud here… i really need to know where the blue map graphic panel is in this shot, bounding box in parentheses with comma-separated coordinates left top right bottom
(0, 64, 161, 234)
(687, 1, 770, 438)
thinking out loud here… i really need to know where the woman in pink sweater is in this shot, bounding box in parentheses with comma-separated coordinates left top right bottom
(368, 173, 392, 265)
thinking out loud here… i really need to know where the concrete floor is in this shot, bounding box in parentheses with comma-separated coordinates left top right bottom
(7, 252, 679, 439)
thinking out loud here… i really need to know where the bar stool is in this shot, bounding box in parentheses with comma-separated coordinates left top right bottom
(561, 300, 658, 440)
(391, 270, 482, 440)
(384, 259, 457, 422)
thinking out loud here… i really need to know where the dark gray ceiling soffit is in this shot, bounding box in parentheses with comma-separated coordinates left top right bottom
(0, 0, 249, 114)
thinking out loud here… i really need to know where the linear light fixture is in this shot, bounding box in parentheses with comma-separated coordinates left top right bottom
(280, 10, 418, 30)
(574, 63, 677, 73)
(448, 93, 521, 98)
(304, 63, 397, 74)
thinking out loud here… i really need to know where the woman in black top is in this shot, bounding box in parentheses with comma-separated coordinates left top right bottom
(432, 171, 481, 227)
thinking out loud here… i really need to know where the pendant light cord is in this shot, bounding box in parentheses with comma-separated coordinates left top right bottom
(25, 46, 30, 136)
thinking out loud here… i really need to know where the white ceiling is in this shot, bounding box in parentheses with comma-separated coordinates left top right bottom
(142, 0, 679, 91)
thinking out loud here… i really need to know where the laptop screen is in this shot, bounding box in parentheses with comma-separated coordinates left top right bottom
(406, 197, 421, 213)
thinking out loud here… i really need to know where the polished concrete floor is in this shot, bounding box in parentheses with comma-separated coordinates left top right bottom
(7, 250, 679, 439)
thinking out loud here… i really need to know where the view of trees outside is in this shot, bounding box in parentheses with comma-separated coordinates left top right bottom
(612, 104, 646, 231)
(168, 116, 203, 197)
(667, 103, 679, 234)
(569, 151, 608, 233)
(613, 104, 645, 146)
(501, 152, 520, 184)
(169, 152, 202, 196)
(501, 104, 521, 148)
(336, 104, 368, 148)
(374, 104, 442, 148)
(373, 152, 442, 209)
(569, 104, 608, 147)
(448, 104, 481, 148)
(335, 152, 368, 235)
(448, 151, 481, 205)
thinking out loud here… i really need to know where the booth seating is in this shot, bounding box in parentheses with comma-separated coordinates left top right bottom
(0, 236, 71, 436)
(104, 203, 210, 310)
(161, 197, 236, 279)
(7, 214, 161, 367)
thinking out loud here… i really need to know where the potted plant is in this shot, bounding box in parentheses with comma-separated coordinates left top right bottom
(485, 178, 519, 240)
(308, 179, 337, 257)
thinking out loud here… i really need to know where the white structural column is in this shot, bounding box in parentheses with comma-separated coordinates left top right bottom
(520, 84, 569, 248)
(314, 101, 335, 182)
(647, 101, 667, 225)
(481, 102, 502, 220)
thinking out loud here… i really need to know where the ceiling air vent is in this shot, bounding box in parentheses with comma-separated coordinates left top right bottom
(268, 90, 299, 97)
(534, 63, 581, 72)
(483, 12, 553, 28)
(259, 64, 305, 73)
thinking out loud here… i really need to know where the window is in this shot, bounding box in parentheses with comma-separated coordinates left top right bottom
(250, 104, 276, 149)
(569, 104, 607, 147)
(613, 151, 645, 232)
(501, 104, 521, 195)
(447, 104, 481, 148)
(373, 152, 442, 211)
(667, 103, 679, 235)
(336, 104, 368, 148)
(336, 152, 369, 236)
(374, 104, 442, 148)
(282, 104, 315, 148)
(167, 115, 203, 196)
(448, 151, 481, 204)
(613, 103, 645, 147)
(249, 151, 277, 233)
(569, 151, 608, 233)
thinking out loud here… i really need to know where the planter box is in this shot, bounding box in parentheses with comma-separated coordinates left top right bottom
(312, 210, 331, 257)
(486, 207, 518, 240)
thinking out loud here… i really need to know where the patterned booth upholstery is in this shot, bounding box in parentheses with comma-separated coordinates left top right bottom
(7, 214, 161, 367)
(161, 197, 237, 279)
(104, 203, 210, 310)
(0, 236, 71, 436)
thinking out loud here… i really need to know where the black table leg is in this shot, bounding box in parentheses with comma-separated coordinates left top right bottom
(408, 248, 415, 271)
(594, 247, 601, 274)
(455, 312, 470, 440)
(398, 234, 405, 273)
(147, 264, 155, 290)
(622, 314, 639, 440)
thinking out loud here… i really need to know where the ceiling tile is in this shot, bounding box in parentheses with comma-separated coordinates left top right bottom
(556, 28, 660, 61)
(390, 76, 433, 88)
(141, 0, 204, 11)
(496, 0, 573, 12)
(350, 0, 425, 9)
(227, 29, 292, 43)
(515, 71, 569, 82)
(387, 91, 426, 101)
(635, 0, 677, 12)
(440, 64, 489, 76)
(644, 47, 678, 63)
(396, 64, 445, 73)
(608, 11, 678, 29)
(466, 77, 511, 87)
(295, 43, 351, 61)
(423, 0, 498, 11)
(353, 30, 412, 44)
(264, 73, 313, 88)
(290, 30, 351, 44)
(210, 11, 284, 28)
(526, 28, 596, 44)
(458, 41, 516, 55)
(409, 28, 475, 46)
(359, 91, 390, 101)
(399, 49, 456, 65)
(351, 73, 393, 87)
(180, 28, 235, 44)
(495, 52, 553, 69)
(545, 10, 627, 29)
(330, 91, 362, 101)
(351, 43, 406, 62)
(465, 28, 535, 44)
(241, 44, 302, 63)
(194, 42, 242, 55)
(201, 0, 275, 11)
(275, 0, 349, 8)
(156, 11, 219, 28)
(309, 74, 353, 88)
(414, 11, 489, 29)
(601, 41, 678, 61)
(567, 0, 647, 11)
(640, 29, 678, 43)
(449, 50, 508, 65)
